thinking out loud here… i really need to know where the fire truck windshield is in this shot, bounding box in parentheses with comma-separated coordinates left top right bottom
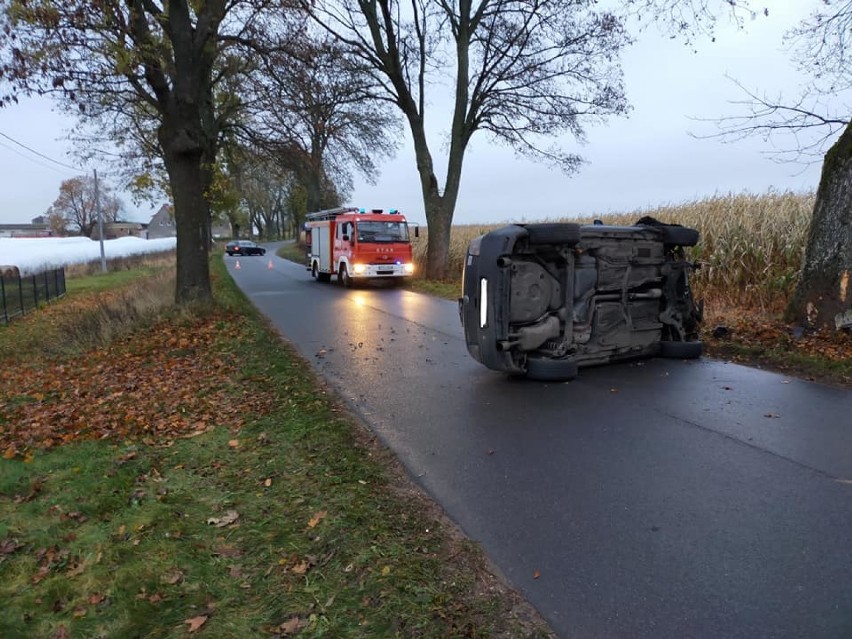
(356, 221, 410, 243)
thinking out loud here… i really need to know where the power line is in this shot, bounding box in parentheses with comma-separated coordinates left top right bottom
(0, 129, 82, 172)
(0, 138, 77, 176)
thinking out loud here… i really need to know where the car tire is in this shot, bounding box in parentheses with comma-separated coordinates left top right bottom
(659, 340, 702, 359)
(339, 265, 354, 288)
(524, 223, 581, 247)
(525, 356, 579, 382)
(311, 263, 318, 280)
(659, 225, 699, 247)
(260, 249, 266, 255)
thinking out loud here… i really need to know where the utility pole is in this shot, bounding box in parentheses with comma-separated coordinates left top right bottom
(94, 168, 106, 273)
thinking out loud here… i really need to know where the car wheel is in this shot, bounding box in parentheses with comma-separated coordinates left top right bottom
(260, 249, 266, 255)
(659, 225, 699, 247)
(339, 265, 354, 288)
(659, 340, 702, 359)
(524, 223, 581, 246)
(311, 263, 318, 280)
(525, 356, 579, 382)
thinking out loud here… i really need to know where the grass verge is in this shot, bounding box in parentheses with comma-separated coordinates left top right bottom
(0, 254, 553, 639)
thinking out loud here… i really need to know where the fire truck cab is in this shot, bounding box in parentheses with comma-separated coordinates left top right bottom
(304, 207, 417, 286)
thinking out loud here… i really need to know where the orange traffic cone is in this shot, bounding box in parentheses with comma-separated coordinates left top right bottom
(267, 259, 273, 270)
(235, 260, 241, 270)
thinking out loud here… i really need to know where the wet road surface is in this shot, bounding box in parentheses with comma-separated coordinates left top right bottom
(227, 250, 852, 638)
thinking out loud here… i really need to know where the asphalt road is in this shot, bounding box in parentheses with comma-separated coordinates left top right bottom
(227, 249, 852, 639)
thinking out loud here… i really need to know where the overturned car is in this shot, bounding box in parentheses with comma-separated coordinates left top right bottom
(458, 218, 704, 381)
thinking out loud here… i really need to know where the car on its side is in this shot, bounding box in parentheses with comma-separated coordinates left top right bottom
(225, 240, 266, 256)
(458, 217, 704, 381)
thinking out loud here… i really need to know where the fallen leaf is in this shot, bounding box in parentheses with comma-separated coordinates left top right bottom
(72, 607, 87, 618)
(162, 570, 184, 585)
(533, 569, 541, 580)
(185, 615, 208, 633)
(381, 565, 391, 576)
(307, 511, 327, 529)
(207, 510, 239, 528)
(228, 439, 240, 448)
(291, 561, 310, 575)
(278, 617, 304, 635)
(263, 478, 272, 487)
(0, 538, 21, 555)
(763, 413, 781, 419)
(51, 626, 69, 639)
(87, 593, 106, 605)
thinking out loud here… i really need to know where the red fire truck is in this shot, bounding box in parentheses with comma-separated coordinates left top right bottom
(304, 207, 418, 286)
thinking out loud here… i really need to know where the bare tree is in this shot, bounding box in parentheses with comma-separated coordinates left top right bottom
(0, 1, 292, 304)
(47, 175, 123, 237)
(778, 3, 852, 328)
(246, 35, 399, 213)
(631, 1, 852, 329)
(304, 0, 630, 278)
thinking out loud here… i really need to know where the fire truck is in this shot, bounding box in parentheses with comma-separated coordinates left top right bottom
(304, 207, 418, 286)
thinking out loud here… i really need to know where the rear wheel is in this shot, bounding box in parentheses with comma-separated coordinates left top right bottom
(525, 357, 579, 382)
(659, 340, 702, 359)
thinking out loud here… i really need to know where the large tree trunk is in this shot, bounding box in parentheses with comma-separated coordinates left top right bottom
(410, 116, 464, 280)
(161, 130, 213, 305)
(787, 122, 852, 329)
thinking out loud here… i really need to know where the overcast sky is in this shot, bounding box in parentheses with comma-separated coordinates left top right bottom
(0, 2, 842, 228)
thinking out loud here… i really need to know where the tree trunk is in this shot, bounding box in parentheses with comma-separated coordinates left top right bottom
(409, 114, 465, 280)
(787, 121, 852, 329)
(161, 142, 213, 305)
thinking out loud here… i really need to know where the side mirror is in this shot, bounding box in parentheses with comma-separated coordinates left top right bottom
(342, 234, 349, 242)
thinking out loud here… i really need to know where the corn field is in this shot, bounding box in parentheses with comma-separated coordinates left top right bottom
(412, 191, 815, 313)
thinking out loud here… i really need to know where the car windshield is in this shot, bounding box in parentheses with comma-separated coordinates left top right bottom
(356, 221, 409, 243)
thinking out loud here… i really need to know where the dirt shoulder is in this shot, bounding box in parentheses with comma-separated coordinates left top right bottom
(700, 309, 852, 389)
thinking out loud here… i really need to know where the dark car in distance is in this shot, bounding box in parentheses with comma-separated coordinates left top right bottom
(458, 217, 704, 381)
(226, 240, 266, 256)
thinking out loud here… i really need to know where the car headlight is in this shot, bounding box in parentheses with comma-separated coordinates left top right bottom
(404, 263, 415, 274)
(353, 263, 367, 274)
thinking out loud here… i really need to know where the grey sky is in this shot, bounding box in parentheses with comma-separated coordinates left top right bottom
(0, 2, 841, 227)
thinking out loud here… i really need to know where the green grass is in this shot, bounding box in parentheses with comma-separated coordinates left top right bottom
(276, 242, 307, 266)
(404, 278, 460, 300)
(65, 266, 163, 296)
(0, 256, 551, 639)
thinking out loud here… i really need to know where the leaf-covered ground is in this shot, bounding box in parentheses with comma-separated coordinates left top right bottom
(701, 308, 852, 388)
(0, 263, 553, 639)
(1, 313, 276, 458)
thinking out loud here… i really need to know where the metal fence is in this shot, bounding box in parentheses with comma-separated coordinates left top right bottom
(0, 268, 66, 324)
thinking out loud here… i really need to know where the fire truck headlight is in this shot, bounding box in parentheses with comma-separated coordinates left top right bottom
(404, 263, 415, 274)
(353, 263, 367, 274)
